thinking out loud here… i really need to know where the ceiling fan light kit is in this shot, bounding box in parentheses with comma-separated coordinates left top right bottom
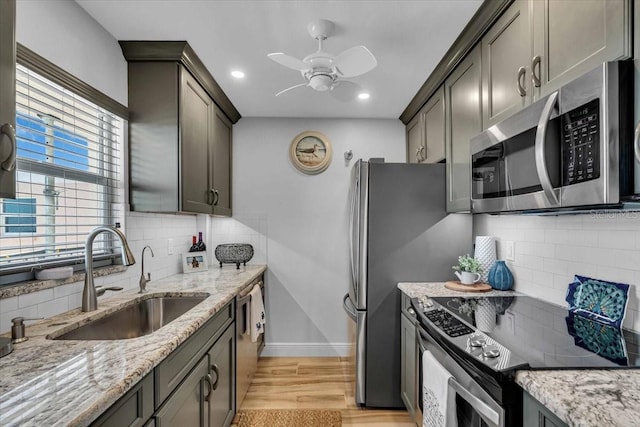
(268, 19, 377, 101)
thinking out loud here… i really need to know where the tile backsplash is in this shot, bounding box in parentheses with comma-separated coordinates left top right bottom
(474, 212, 640, 331)
(0, 212, 197, 334)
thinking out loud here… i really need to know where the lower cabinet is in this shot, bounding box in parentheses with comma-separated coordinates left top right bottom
(155, 356, 210, 427)
(523, 390, 568, 427)
(92, 374, 154, 427)
(92, 301, 236, 427)
(400, 294, 419, 424)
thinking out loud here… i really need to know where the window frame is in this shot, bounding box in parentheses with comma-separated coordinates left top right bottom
(0, 44, 129, 286)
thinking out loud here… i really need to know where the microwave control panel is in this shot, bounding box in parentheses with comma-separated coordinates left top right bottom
(562, 98, 600, 185)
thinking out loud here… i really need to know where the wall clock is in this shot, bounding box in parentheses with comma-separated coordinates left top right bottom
(289, 131, 332, 174)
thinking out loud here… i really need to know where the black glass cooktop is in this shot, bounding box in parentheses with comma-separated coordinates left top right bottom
(429, 295, 640, 369)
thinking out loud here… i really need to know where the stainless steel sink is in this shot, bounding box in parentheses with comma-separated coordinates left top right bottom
(52, 295, 209, 340)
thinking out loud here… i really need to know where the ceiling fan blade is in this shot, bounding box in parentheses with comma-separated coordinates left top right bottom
(330, 80, 362, 102)
(267, 53, 308, 71)
(334, 46, 377, 78)
(275, 83, 309, 97)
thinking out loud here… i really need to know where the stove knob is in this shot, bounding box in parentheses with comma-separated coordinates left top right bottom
(482, 345, 500, 358)
(469, 336, 486, 348)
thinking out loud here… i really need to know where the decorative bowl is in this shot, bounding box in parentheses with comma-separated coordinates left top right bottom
(214, 244, 254, 269)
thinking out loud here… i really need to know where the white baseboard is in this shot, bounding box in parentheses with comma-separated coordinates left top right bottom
(261, 342, 353, 357)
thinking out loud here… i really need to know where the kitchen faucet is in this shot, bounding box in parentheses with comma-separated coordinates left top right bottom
(82, 226, 136, 312)
(139, 245, 155, 293)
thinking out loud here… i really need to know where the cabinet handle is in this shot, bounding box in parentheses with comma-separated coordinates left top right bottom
(634, 121, 640, 164)
(1, 123, 16, 172)
(516, 67, 527, 97)
(210, 363, 219, 390)
(415, 146, 425, 163)
(203, 373, 214, 402)
(208, 188, 216, 205)
(213, 189, 219, 206)
(531, 56, 541, 88)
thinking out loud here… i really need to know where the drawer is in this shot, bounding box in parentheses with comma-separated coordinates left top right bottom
(154, 300, 233, 408)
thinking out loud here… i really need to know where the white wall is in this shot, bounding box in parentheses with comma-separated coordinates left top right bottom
(215, 118, 405, 356)
(0, 1, 199, 333)
(475, 213, 640, 331)
(16, 0, 128, 106)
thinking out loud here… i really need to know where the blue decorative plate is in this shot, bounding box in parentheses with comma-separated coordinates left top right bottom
(566, 312, 628, 366)
(565, 275, 629, 329)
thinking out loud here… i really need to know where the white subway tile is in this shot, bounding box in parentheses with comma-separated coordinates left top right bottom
(597, 230, 637, 250)
(18, 289, 54, 308)
(38, 297, 69, 319)
(0, 306, 39, 334)
(0, 296, 18, 312)
(53, 282, 83, 298)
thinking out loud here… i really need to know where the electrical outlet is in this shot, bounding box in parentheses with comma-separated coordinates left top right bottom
(504, 241, 515, 261)
(168, 238, 174, 255)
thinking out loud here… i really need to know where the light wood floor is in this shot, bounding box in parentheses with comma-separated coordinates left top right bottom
(232, 357, 415, 426)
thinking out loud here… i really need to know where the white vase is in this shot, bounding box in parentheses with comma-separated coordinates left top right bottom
(474, 299, 497, 332)
(474, 236, 496, 283)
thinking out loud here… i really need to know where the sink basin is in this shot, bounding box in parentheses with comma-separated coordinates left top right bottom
(52, 295, 209, 340)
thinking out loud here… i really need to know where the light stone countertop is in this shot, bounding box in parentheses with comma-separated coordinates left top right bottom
(0, 264, 266, 427)
(399, 281, 640, 427)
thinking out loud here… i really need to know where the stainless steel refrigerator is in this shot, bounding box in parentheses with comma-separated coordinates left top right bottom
(342, 159, 472, 408)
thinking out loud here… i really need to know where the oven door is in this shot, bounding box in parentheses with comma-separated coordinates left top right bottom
(417, 328, 505, 427)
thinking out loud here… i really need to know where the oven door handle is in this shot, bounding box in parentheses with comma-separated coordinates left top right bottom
(534, 90, 560, 206)
(449, 377, 501, 427)
(417, 330, 502, 427)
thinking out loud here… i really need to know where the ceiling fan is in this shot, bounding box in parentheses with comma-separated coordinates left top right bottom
(267, 19, 377, 101)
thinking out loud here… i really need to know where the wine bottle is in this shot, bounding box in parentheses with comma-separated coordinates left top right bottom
(188, 235, 198, 252)
(196, 232, 206, 252)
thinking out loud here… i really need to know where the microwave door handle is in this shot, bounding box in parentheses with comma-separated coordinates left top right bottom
(449, 378, 501, 427)
(535, 91, 560, 206)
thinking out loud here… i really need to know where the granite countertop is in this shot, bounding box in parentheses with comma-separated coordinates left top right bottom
(399, 282, 640, 427)
(0, 264, 266, 427)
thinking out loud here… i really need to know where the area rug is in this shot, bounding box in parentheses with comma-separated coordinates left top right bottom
(235, 409, 342, 427)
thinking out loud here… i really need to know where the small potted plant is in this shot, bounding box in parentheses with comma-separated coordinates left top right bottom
(452, 254, 483, 285)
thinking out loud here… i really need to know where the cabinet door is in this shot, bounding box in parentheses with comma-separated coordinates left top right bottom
(181, 68, 214, 214)
(155, 356, 209, 427)
(207, 324, 235, 427)
(532, 0, 631, 100)
(423, 86, 446, 164)
(445, 45, 482, 213)
(522, 390, 568, 427)
(481, 0, 532, 128)
(400, 311, 417, 419)
(211, 104, 232, 217)
(0, 0, 16, 199)
(406, 113, 424, 164)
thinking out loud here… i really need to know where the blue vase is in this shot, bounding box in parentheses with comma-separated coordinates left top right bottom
(488, 260, 513, 291)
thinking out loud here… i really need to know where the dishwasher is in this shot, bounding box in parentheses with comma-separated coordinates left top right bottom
(235, 276, 265, 409)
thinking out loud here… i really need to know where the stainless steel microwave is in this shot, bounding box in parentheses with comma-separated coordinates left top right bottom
(470, 61, 634, 213)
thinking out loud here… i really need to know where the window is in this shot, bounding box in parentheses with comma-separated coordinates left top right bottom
(3, 198, 36, 234)
(0, 62, 124, 281)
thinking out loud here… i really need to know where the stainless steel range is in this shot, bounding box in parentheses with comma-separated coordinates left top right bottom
(411, 295, 640, 427)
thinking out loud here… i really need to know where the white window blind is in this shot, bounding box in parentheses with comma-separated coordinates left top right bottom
(0, 64, 123, 277)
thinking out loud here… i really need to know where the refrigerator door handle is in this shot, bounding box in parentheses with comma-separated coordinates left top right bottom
(342, 293, 357, 321)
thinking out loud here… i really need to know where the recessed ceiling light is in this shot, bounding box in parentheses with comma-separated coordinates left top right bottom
(358, 93, 370, 100)
(231, 70, 245, 79)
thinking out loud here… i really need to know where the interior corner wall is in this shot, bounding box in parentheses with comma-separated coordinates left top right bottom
(225, 118, 405, 356)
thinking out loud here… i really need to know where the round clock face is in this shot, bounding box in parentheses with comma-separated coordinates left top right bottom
(289, 131, 332, 174)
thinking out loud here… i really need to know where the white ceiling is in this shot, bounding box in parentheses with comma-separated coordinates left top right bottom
(76, 0, 482, 119)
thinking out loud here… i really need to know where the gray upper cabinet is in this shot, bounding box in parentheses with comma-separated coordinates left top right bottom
(481, 0, 532, 129)
(0, 0, 16, 199)
(121, 41, 239, 216)
(405, 87, 445, 164)
(445, 44, 482, 213)
(406, 112, 423, 164)
(531, 0, 631, 100)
